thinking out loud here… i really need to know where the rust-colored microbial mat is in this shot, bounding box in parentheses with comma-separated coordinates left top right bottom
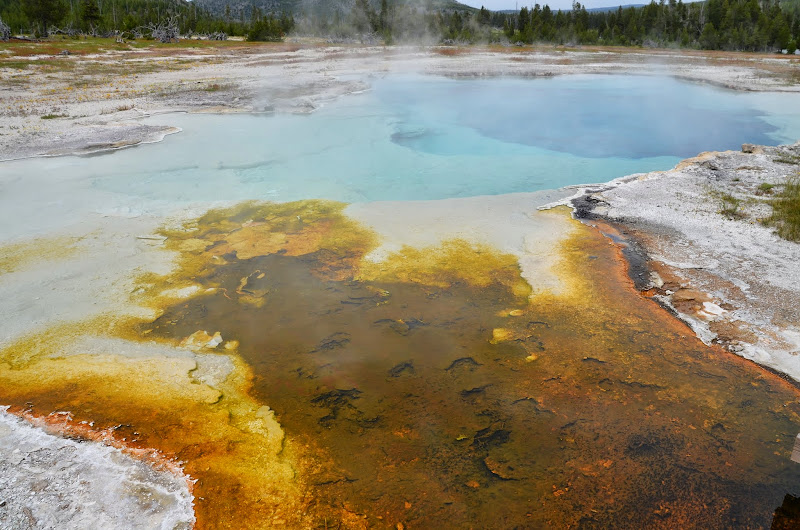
(2, 200, 800, 528)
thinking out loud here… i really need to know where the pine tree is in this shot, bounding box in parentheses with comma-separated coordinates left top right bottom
(353, 0, 374, 34)
(23, 0, 68, 36)
(81, 0, 100, 31)
(379, 0, 388, 31)
(700, 22, 719, 49)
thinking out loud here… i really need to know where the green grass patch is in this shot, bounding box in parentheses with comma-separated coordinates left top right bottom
(40, 113, 68, 119)
(757, 182, 776, 195)
(0, 57, 75, 73)
(0, 37, 289, 57)
(145, 39, 256, 49)
(717, 192, 743, 219)
(0, 60, 31, 69)
(764, 176, 800, 241)
(0, 38, 132, 57)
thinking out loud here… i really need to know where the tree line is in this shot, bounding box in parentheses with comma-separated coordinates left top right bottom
(298, 0, 799, 51)
(1, 0, 798, 52)
(0, 0, 292, 39)
(499, 0, 798, 52)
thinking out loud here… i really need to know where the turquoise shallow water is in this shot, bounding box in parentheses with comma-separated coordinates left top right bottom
(6, 74, 800, 204)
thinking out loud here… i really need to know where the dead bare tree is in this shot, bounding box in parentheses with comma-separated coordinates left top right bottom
(146, 16, 180, 43)
(50, 24, 83, 37)
(360, 31, 379, 44)
(0, 17, 11, 41)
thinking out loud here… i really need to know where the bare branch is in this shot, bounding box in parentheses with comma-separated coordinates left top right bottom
(146, 16, 180, 43)
(0, 17, 10, 41)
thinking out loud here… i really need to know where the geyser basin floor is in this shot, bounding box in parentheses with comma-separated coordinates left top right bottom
(3, 44, 800, 162)
(2, 201, 800, 528)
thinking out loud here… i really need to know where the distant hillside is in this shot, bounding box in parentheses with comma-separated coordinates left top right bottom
(586, 4, 644, 13)
(499, 3, 700, 14)
(194, 0, 476, 19)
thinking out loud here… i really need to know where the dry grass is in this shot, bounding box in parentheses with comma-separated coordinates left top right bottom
(0, 37, 292, 72)
(0, 37, 267, 57)
(434, 46, 470, 56)
(203, 82, 234, 92)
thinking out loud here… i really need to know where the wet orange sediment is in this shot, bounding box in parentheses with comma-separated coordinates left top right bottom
(140, 202, 800, 527)
(592, 219, 771, 351)
(539, 218, 800, 523)
(2, 200, 800, 528)
(0, 318, 305, 528)
(6, 407, 193, 488)
(0, 200, 379, 528)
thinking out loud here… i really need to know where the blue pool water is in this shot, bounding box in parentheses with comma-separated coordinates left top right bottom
(6, 74, 800, 204)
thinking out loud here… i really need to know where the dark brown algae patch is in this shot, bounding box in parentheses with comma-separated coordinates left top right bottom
(2, 200, 800, 528)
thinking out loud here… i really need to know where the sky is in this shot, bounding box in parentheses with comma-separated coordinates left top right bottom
(460, 0, 643, 11)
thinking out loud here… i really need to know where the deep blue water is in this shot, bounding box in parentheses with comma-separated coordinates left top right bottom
(382, 75, 782, 159)
(5, 74, 800, 203)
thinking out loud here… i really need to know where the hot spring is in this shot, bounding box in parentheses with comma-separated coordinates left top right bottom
(2, 73, 800, 528)
(3, 74, 800, 207)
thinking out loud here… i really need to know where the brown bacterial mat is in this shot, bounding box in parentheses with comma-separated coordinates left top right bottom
(2, 200, 800, 528)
